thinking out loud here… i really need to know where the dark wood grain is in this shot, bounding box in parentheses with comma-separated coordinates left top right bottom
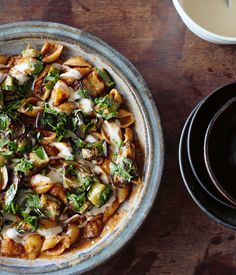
(1, 1, 236, 274)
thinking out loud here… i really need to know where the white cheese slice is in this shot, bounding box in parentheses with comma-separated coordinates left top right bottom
(13, 62, 31, 73)
(60, 68, 82, 80)
(46, 168, 63, 183)
(102, 119, 122, 151)
(85, 194, 116, 217)
(4, 228, 23, 244)
(10, 68, 29, 85)
(85, 134, 97, 143)
(79, 98, 93, 114)
(31, 174, 53, 185)
(37, 226, 62, 237)
(51, 142, 73, 160)
(68, 87, 81, 101)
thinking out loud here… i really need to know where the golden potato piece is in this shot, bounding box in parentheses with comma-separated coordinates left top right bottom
(39, 218, 58, 229)
(24, 233, 44, 259)
(34, 65, 51, 101)
(58, 102, 75, 114)
(30, 174, 55, 194)
(66, 223, 80, 244)
(41, 42, 63, 63)
(103, 199, 120, 223)
(49, 183, 67, 204)
(117, 186, 130, 204)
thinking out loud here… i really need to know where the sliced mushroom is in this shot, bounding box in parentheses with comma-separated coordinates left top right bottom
(38, 131, 57, 145)
(9, 120, 25, 140)
(34, 64, 52, 101)
(81, 140, 107, 161)
(117, 109, 135, 128)
(41, 42, 63, 63)
(83, 70, 105, 96)
(17, 97, 44, 117)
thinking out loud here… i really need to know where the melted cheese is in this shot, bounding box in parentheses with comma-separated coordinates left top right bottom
(68, 87, 81, 101)
(3, 227, 23, 244)
(60, 68, 82, 80)
(13, 62, 31, 74)
(46, 168, 62, 183)
(37, 226, 62, 237)
(92, 165, 109, 184)
(52, 63, 63, 70)
(10, 68, 29, 85)
(86, 134, 97, 143)
(102, 119, 122, 152)
(78, 98, 93, 114)
(51, 142, 73, 160)
(85, 194, 116, 217)
(31, 174, 53, 185)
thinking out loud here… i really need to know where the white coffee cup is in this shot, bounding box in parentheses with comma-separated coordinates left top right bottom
(172, 0, 236, 44)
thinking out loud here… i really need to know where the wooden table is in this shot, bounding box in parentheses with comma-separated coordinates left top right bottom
(1, 1, 236, 274)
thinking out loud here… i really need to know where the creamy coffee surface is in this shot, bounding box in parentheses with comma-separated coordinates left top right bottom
(181, 0, 236, 37)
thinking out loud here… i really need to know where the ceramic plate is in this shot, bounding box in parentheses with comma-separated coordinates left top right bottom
(0, 22, 164, 274)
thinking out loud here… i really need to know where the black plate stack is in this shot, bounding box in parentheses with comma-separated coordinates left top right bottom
(179, 82, 236, 229)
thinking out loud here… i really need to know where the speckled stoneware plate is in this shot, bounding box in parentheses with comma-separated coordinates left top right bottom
(0, 22, 164, 274)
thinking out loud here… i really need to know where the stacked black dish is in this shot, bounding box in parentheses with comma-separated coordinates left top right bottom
(179, 82, 236, 229)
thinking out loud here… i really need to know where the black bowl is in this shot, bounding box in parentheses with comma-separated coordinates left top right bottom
(179, 108, 236, 230)
(204, 97, 236, 205)
(187, 82, 236, 208)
